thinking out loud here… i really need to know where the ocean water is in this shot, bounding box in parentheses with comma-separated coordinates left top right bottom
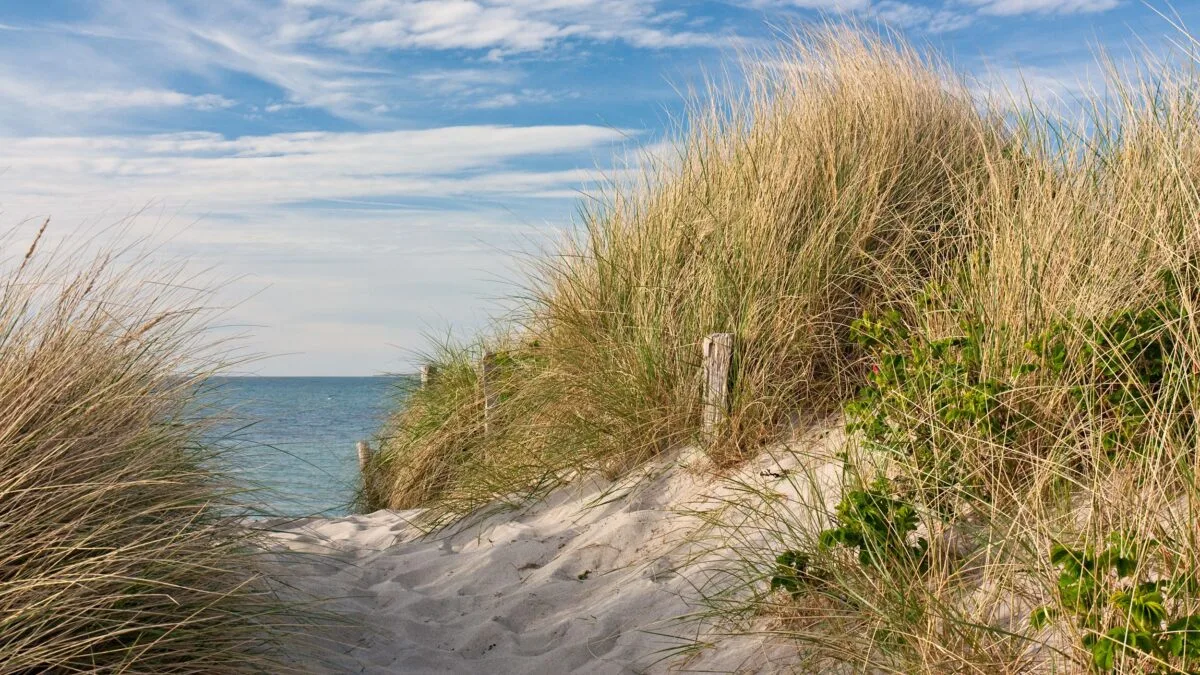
(205, 376, 411, 517)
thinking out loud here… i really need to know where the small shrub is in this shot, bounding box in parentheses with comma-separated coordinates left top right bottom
(770, 550, 815, 596)
(1027, 270, 1194, 460)
(1032, 534, 1200, 672)
(845, 301, 1032, 513)
(818, 477, 929, 573)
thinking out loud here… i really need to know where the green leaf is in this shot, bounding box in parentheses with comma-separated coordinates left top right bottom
(770, 550, 810, 596)
(1111, 556, 1138, 579)
(1051, 544, 1084, 575)
(1166, 615, 1200, 659)
(1091, 638, 1115, 671)
(1030, 606, 1055, 630)
(1048, 341, 1068, 373)
(1103, 626, 1155, 655)
(1112, 588, 1167, 631)
(817, 529, 842, 550)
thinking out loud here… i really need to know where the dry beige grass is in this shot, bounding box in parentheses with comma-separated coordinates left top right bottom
(367, 23, 1200, 673)
(366, 27, 1003, 520)
(0, 229, 305, 673)
(687, 34, 1200, 675)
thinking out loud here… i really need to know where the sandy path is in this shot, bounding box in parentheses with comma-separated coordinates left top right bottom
(263, 445, 824, 674)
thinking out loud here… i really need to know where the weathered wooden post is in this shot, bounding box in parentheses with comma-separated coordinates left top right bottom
(479, 351, 499, 434)
(701, 333, 734, 445)
(420, 364, 436, 390)
(357, 440, 372, 473)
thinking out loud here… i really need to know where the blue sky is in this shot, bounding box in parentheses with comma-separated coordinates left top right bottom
(0, 0, 1196, 375)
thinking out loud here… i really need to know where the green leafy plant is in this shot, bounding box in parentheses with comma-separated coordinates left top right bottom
(1027, 271, 1193, 459)
(1032, 535, 1200, 672)
(845, 303, 1030, 514)
(817, 477, 929, 572)
(843, 272, 1192, 534)
(769, 479, 926, 602)
(770, 550, 813, 596)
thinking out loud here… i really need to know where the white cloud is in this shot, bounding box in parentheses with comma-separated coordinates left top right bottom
(61, 89, 234, 111)
(965, 0, 1119, 16)
(0, 68, 236, 133)
(406, 68, 575, 110)
(281, 0, 729, 56)
(873, 2, 974, 32)
(0, 38, 239, 131)
(473, 93, 522, 109)
(0, 123, 642, 375)
(471, 89, 560, 109)
(737, 0, 871, 11)
(739, 0, 1113, 33)
(0, 125, 634, 211)
(743, 0, 1117, 31)
(56, 1, 395, 124)
(264, 101, 305, 113)
(413, 69, 523, 93)
(10, 0, 725, 124)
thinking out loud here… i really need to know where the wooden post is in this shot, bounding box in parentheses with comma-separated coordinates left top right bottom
(480, 351, 498, 434)
(701, 333, 734, 445)
(420, 364, 436, 390)
(357, 440, 372, 473)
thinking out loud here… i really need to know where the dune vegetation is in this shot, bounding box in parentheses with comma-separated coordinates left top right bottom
(0, 232, 302, 673)
(364, 23, 1200, 674)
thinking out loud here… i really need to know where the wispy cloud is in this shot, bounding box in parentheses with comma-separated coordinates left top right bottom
(63, 89, 234, 111)
(0, 70, 234, 129)
(968, 61, 1101, 110)
(0, 125, 634, 213)
(737, 0, 871, 11)
(736, 0, 1118, 34)
(59, 1, 393, 123)
(471, 89, 563, 109)
(413, 68, 524, 93)
(0, 123, 640, 374)
(3, 0, 733, 123)
(409, 68, 567, 109)
(965, 0, 1119, 16)
(872, 1, 974, 32)
(288, 0, 732, 57)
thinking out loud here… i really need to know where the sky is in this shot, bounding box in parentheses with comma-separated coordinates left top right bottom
(0, 0, 1197, 375)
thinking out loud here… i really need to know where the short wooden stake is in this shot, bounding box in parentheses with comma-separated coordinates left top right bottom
(357, 440, 372, 473)
(701, 333, 734, 445)
(420, 364, 436, 390)
(480, 351, 499, 434)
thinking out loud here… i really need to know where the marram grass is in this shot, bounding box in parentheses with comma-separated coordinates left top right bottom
(0, 232, 307, 673)
(367, 22, 1200, 673)
(682, 29, 1200, 675)
(366, 26, 1003, 520)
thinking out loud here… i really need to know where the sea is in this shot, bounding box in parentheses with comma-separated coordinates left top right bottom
(204, 376, 413, 518)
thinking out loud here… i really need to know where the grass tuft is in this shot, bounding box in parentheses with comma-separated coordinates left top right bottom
(0, 231, 307, 673)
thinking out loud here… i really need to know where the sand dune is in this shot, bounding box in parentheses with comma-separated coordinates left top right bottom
(264, 437, 840, 674)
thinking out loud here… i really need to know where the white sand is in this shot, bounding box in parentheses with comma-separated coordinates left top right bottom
(264, 435, 842, 674)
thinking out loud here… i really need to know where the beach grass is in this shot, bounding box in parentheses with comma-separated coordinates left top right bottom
(365, 26, 1001, 518)
(366, 21, 1200, 672)
(0, 231, 305, 673)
